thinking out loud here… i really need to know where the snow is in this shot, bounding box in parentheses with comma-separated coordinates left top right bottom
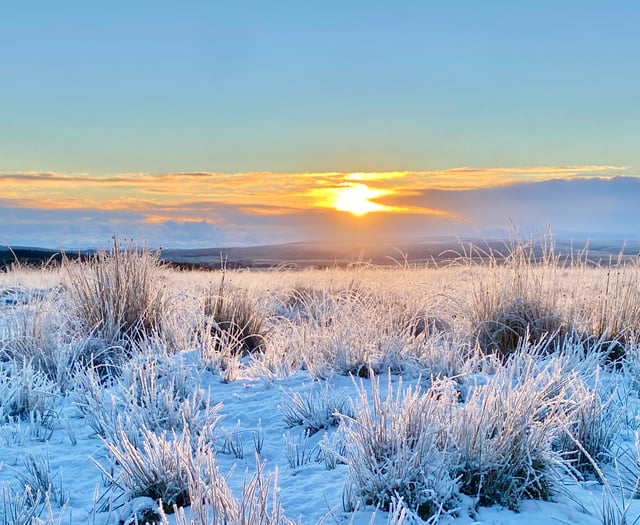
(1, 264, 640, 525)
(0, 361, 637, 524)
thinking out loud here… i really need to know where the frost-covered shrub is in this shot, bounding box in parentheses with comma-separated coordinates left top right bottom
(279, 381, 352, 434)
(451, 353, 578, 510)
(339, 375, 459, 521)
(64, 238, 167, 349)
(202, 275, 267, 358)
(99, 424, 203, 510)
(0, 361, 57, 421)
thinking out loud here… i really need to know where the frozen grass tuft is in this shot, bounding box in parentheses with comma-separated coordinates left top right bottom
(339, 373, 459, 521)
(452, 349, 587, 510)
(203, 272, 267, 358)
(63, 238, 167, 352)
(161, 456, 296, 525)
(464, 235, 570, 360)
(279, 381, 352, 435)
(98, 423, 206, 510)
(0, 361, 57, 421)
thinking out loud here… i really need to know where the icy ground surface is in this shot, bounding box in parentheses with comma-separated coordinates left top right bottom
(1, 282, 640, 524)
(0, 348, 638, 524)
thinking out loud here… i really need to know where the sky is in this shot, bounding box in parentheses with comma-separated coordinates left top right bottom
(1, 1, 639, 248)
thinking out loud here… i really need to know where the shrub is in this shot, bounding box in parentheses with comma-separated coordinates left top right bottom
(279, 381, 352, 435)
(202, 273, 267, 358)
(64, 238, 167, 350)
(339, 374, 459, 521)
(451, 352, 578, 510)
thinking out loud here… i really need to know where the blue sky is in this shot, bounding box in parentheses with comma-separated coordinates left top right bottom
(1, 2, 639, 247)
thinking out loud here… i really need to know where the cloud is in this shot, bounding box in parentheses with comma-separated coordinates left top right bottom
(1, 167, 637, 248)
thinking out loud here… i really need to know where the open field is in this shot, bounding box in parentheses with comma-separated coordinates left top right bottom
(1, 238, 640, 524)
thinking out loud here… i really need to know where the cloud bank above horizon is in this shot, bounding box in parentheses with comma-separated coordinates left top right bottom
(1, 167, 638, 249)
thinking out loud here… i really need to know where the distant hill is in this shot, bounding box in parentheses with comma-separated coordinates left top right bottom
(3, 237, 638, 271)
(160, 237, 640, 269)
(0, 247, 64, 269)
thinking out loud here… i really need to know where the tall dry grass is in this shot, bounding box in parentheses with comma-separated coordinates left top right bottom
(63, 238, 167, 349)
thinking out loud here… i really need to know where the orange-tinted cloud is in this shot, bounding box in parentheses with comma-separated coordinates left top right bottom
(0, 166, 630, 222)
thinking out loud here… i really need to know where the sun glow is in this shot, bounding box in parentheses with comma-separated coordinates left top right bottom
(333, 183, 391, 216)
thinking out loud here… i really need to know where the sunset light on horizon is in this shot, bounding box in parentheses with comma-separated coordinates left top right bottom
(1, 2, 639, 248)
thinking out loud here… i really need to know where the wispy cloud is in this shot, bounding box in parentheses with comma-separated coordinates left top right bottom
(0, 165, 628, 211)
(0, 166, 635, 248)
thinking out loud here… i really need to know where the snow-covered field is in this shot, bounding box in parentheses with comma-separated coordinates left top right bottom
(1, 241, 640, 524)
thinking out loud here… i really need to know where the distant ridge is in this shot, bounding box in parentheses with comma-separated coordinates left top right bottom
(3, 238, 639, 271)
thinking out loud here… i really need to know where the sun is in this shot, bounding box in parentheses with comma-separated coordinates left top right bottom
(333, 183, 390, 216)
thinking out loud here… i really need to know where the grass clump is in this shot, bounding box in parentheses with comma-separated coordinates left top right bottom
(582, 261, 640, 365)
(0, 361, 57, 421)
(452, 350, 581, 510)
(279, 381, 352, 435)
(203, 271, 267, 358)
(339, 374, 459, 521)
(98, 424, 201, 511)
(476, 296, 565, 360)
(64, 238, 167, 352)
(467, 236, 568, 360)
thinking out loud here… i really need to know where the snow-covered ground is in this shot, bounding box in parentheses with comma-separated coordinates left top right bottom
(1, 252, 640, 525)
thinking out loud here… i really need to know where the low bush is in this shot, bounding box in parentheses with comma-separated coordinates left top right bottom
(202, 273, 267, 359)
(339, 374, 459, 521)
(64, 238, 167, 350)
(279, 381, 352, 434)
(451, 352, 581, 510)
